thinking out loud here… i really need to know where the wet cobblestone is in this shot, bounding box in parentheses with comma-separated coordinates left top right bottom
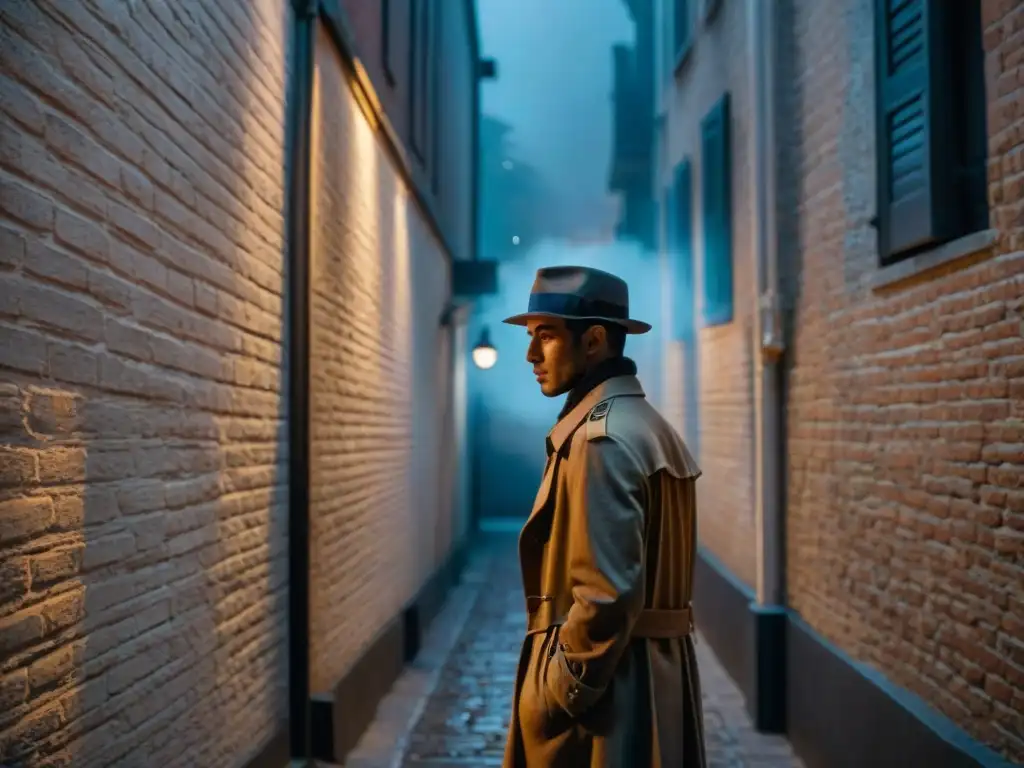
(346, 534, 803, 768)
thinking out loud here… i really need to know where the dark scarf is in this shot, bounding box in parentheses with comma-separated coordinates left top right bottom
(557, 356, 638, 421)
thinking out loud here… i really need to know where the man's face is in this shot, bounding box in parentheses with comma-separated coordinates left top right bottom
(525, 317, 587, 397)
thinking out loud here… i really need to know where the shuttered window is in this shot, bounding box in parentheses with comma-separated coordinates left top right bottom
(430, 0, 442, 194)
(700, 94, 732, 327)
(408, 0, 428, 160)
(670, 160, 695, 340)
(674, 0, 690, 59)
(382, 0, 395, 85)
(874, 0, 987, 264)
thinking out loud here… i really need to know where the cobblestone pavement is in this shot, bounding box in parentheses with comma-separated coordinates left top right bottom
(345, 534, 803, 768)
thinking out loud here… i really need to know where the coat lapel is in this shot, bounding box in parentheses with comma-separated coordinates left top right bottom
(524, 375, 646, 530)
(528, 450, 558, 521)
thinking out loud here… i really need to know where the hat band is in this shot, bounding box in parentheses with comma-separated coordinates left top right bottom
(527, 292, 628, 320)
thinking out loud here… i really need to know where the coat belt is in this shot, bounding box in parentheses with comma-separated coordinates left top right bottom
(526, 597, 694, 638)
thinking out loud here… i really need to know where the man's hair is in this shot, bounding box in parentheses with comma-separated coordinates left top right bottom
(565, 318, 627, 357)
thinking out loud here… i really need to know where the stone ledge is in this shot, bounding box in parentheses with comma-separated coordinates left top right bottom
(871, 228, 999, 292)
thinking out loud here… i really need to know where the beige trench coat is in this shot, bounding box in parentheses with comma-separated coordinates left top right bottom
(503, 375, 706, 768)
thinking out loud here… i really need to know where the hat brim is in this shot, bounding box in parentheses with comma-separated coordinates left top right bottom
(502, 311, 651, 335)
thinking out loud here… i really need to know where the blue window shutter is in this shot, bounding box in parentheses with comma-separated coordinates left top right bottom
(701, 93, 733, 326)
(674, 0, 690, 56)
(874, 0, 958, 262)
(671, 160, 695, 340)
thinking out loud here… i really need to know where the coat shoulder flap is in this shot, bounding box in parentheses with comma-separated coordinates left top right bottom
(583, 398, 614, 442)
(581, 396, 701, 480)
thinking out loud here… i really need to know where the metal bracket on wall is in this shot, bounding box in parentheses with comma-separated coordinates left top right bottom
(439, 300, 472, 328)
(478, 58, 498, 80)
(453, 259, 499, 299)
(759, 289, 785, 363)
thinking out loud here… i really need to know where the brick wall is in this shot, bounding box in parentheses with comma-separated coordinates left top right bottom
(307, 26, 457, 695)
(659, 0, 757, 587)
(782, 0, 1024, 760)
(0, 1, 290, 766)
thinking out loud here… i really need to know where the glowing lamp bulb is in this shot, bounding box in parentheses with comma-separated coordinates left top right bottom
(472, 328, 498, 370)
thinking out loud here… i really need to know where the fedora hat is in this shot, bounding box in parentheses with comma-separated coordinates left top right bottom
(502, 265, 651, 334)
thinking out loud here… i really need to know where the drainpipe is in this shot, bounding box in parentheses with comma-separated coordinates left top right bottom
(286, 0, 316, 759)
(747, 0, 786, 734)
(466, 0, 482, 264)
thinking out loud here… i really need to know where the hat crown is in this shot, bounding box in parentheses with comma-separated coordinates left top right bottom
(501, 265, 651, 334)
(530, 266, 629, 310)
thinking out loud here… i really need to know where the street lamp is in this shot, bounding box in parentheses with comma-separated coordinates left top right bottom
(471, 327, 498, 370)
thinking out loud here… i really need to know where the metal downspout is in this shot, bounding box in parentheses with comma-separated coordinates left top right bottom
(749, 0, 784, 614)
(286, 0, 316, 760)
(747, 0, 786, 732)
(466, 0, 482, 264)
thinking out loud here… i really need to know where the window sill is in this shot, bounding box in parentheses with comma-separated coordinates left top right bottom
(702, 310, 734, 329)
(870, 228, 998, 292)
(673, 39, 694, 78)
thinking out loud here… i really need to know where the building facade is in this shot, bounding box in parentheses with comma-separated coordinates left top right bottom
(0, 1, 482, 766)
(653, 0, 1023, 765)
(610, 0, 658, 250)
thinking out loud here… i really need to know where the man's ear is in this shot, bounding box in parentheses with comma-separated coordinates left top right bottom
(584, 324, 607, 356)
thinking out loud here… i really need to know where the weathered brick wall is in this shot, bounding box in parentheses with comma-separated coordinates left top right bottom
(0, 1, 290, 766)
(659, 0, 757, 587)
(307, 27, 456, 695)
(782, 0, 1024, 759)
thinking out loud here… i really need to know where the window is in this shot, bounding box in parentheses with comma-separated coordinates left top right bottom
(674, 0, 691, 62)
(662, 0, 673, 77)
(382, 0, 395, 85)
(873, 0, 987, 265)
(430, 1, 442, 194)
(670, 160, 696, 340)
(408, 0, 429, 160)
(700, 93, 732, 327)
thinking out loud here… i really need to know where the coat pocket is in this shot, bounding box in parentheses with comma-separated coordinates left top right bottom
(519, 627, 571, 739)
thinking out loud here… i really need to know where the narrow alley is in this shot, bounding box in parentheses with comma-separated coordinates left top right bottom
(2, 0, 1022, 767)
(346, 535, 804, 768)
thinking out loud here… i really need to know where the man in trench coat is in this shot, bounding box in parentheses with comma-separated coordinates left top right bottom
(501, 266, 707, 768)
